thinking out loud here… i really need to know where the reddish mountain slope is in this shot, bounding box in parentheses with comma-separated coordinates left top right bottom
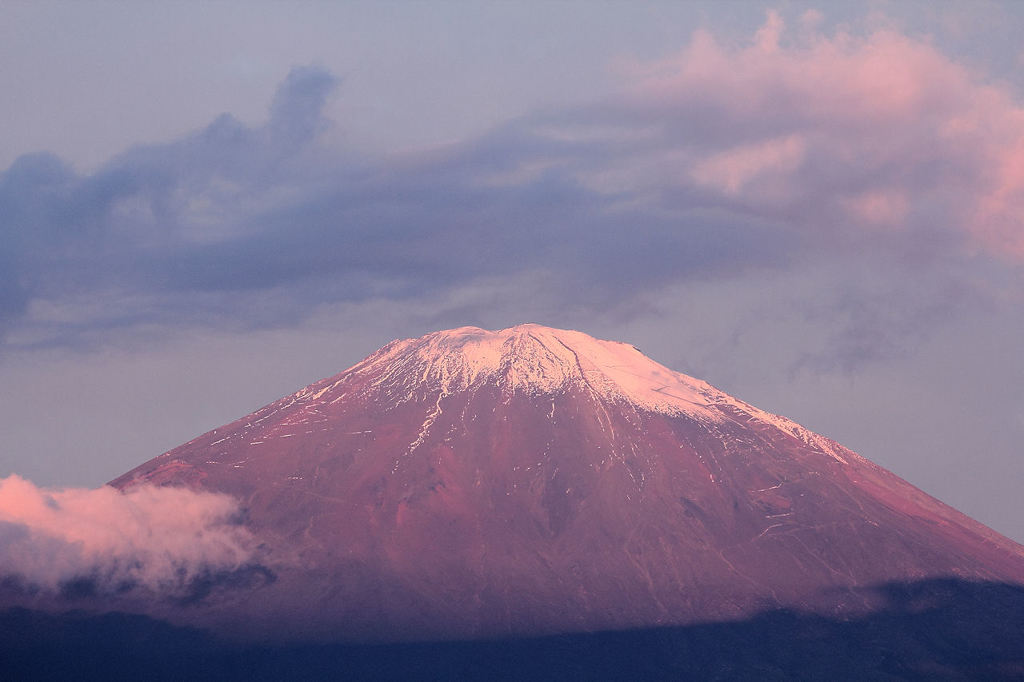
(112, 324, 1024, 641)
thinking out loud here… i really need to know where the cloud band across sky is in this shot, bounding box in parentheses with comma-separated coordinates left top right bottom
(0, 13, 1021, 355)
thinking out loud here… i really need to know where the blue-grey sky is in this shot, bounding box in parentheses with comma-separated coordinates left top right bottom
(1, 1, 1023, 543)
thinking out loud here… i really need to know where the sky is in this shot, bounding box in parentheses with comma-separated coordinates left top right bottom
(1, 0, 1022, 545)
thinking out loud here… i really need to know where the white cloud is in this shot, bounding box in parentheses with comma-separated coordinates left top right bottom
(0, 475, 257, 595)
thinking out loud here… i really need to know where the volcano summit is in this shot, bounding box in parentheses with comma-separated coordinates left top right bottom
(111, 324, 1024, 642)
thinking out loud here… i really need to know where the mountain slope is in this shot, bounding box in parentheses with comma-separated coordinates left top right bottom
(111, 324, 1024, 640)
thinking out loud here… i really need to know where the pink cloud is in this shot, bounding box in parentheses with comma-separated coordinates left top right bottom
(0, 475, 256, 594)
(691, 134, 806, 199)
(844, 190, 910, 227)
(601, 11, 1024, 258)
(975, 131, 1024, 254)
(754, 9, 785, 54)
(799, 9, 824, 34)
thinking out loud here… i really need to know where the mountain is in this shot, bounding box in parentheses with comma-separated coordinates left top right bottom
(111, 324, 1024, 643)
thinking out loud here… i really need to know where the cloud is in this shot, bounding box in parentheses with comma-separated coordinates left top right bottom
(690, 134, 806, 198)
(267, 65, 339, 148)
(0, 475, 259, 597)
(591, 11, 1024, 254)
(0, 16, 1021, 362)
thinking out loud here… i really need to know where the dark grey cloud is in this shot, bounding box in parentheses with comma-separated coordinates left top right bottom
(0, 64, 796, 353)
(267, 65, 339, 149)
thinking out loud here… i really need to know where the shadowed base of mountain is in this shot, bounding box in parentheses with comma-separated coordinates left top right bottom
(3, 579, 1023, 681)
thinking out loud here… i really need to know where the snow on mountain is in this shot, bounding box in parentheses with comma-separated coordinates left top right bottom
(298, 324, 857, 465)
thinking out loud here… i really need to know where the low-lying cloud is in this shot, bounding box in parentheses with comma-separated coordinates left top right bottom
(0, 475, 258, 597)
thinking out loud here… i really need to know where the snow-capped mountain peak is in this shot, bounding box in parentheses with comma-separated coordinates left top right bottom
(362, 324, 721, 414)
(307, 324, 850, 464)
